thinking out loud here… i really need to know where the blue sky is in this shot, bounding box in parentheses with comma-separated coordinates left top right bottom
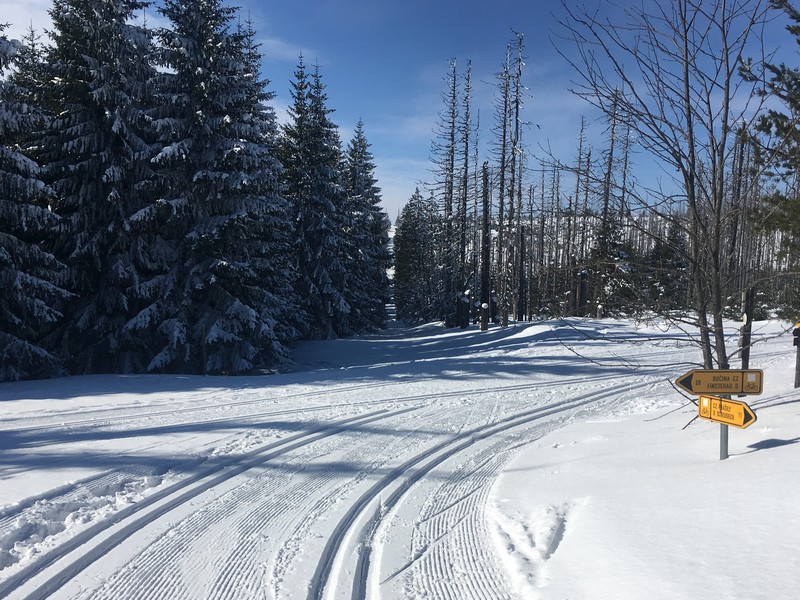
(4, 0, 611, 218)
(248, 0, 596, 218)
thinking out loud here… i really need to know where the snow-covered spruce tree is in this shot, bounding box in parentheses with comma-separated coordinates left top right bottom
(233, 17, 302, 363)
(394, 189, 442, 323)
(8, 26, 50, 114)
(280, 59, 351, 340)
(341, 119, 391, 333)
(36, 0, 160, 373)
(144, 0, 297, 374)
(0, 28, 69, 381)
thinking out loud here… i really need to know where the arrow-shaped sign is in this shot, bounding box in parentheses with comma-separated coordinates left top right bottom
(676, 369, 763, 395)
(698, 395, 757, 429)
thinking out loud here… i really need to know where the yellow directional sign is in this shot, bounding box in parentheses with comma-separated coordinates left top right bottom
(676, 369, 763, 395)
(698, 395, 757, 429)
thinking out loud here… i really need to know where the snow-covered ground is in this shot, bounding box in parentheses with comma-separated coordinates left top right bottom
(0, 317, 797, 599)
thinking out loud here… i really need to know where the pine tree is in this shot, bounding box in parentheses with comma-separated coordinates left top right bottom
(342, 119, 391, 332)
(145, 0, 297, 373)
(36, 0, 159, 373)
(394, 189, 442, 323)
(647, 220, 691, 312)
(280, 59, 351, 339)
(757, 0, 800, 266)
(0, 27, 70, 381)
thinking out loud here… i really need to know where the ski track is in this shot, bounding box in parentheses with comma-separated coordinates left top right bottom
(2, 374, 663, 600)
(0, 408, 414, 600)
(0, 328, 704, 600)
(83, 403, 465, 600)
(406, 447, 514, 600)
(89, 464, 297, 599)
(0, 388, 452, 583)
(311, 377, 652, 600)
(0, 380, 408, 437)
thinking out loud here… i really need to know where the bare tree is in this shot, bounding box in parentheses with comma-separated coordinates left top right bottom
(558, 0, 774, 368)
(430, 59, 459, 326)
(457, 61, 473, 327)
(493, 46, 512, 326)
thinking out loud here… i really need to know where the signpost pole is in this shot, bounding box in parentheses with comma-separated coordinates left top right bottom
(680, 370, 760, 460)
(720, 423, 729, 460)
(719, 361, 730, 461)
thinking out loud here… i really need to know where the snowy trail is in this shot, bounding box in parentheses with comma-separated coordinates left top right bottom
(1, 408, 413, 600)
(2, 318, 793, 599)
(337, 380, 651, 600)
(0, 379, 411, 437)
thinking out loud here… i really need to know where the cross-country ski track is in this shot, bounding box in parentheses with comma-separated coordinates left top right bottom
(1, 318, 797, 599)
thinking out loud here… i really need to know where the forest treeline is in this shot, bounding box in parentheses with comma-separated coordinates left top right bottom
(394, 0, 800, 370)
(0, 0, 391, 381)
(4, 0, 800, 383)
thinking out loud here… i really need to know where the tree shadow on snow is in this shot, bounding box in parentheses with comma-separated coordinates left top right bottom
(741, 437, 800, 454)
(0, 319, 675, 402)
(0, 417, 446, 455)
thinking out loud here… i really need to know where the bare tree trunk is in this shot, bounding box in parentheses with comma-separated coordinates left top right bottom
(495, 47, 510, 326)
(438, 59, 459, 327)
(458, 61, 472, 328)
(480, 162, 491, 331)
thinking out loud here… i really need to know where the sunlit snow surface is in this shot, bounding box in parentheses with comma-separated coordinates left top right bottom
(0, 318, 797, 599)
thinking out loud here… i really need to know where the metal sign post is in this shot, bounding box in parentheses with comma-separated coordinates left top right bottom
(720, 423, 728, 461)
(677, 369, 761, 461)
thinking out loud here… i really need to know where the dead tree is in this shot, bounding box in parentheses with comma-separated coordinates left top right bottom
(558, 0, 774, 368)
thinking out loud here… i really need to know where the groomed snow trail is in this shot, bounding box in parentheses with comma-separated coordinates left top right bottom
(0, 319, 703, 599)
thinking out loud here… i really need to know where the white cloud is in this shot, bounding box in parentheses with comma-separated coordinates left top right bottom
(375, 157, 432, 220)
(271, 96, 292, 128)
(3, 1, 52, 43)
(259, 35, 314, 64)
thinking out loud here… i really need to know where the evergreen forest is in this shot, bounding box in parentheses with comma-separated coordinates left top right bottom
(0, 0, 390, 380)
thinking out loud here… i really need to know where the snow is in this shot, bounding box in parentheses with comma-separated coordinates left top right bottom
(0, 317, 797, 599)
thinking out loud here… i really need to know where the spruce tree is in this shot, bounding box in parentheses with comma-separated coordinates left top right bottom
(37, 0, 159, 373)
(146, 0, 297, 373)
(394, 189, 441, 323)
(0, 28, 69, 381)
(758, 0, 800, 265)
(280, 59, 350, 339)
(342, 120, 391, 332)
(588, 217, 639, 316)
(8, 26, 50, 113)
(235, 17, 302, 364)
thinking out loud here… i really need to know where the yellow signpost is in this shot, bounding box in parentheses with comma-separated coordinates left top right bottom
(676, 368, 764, 460)
(698, 395, 757, 429)
(676, 369, 763, 395)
